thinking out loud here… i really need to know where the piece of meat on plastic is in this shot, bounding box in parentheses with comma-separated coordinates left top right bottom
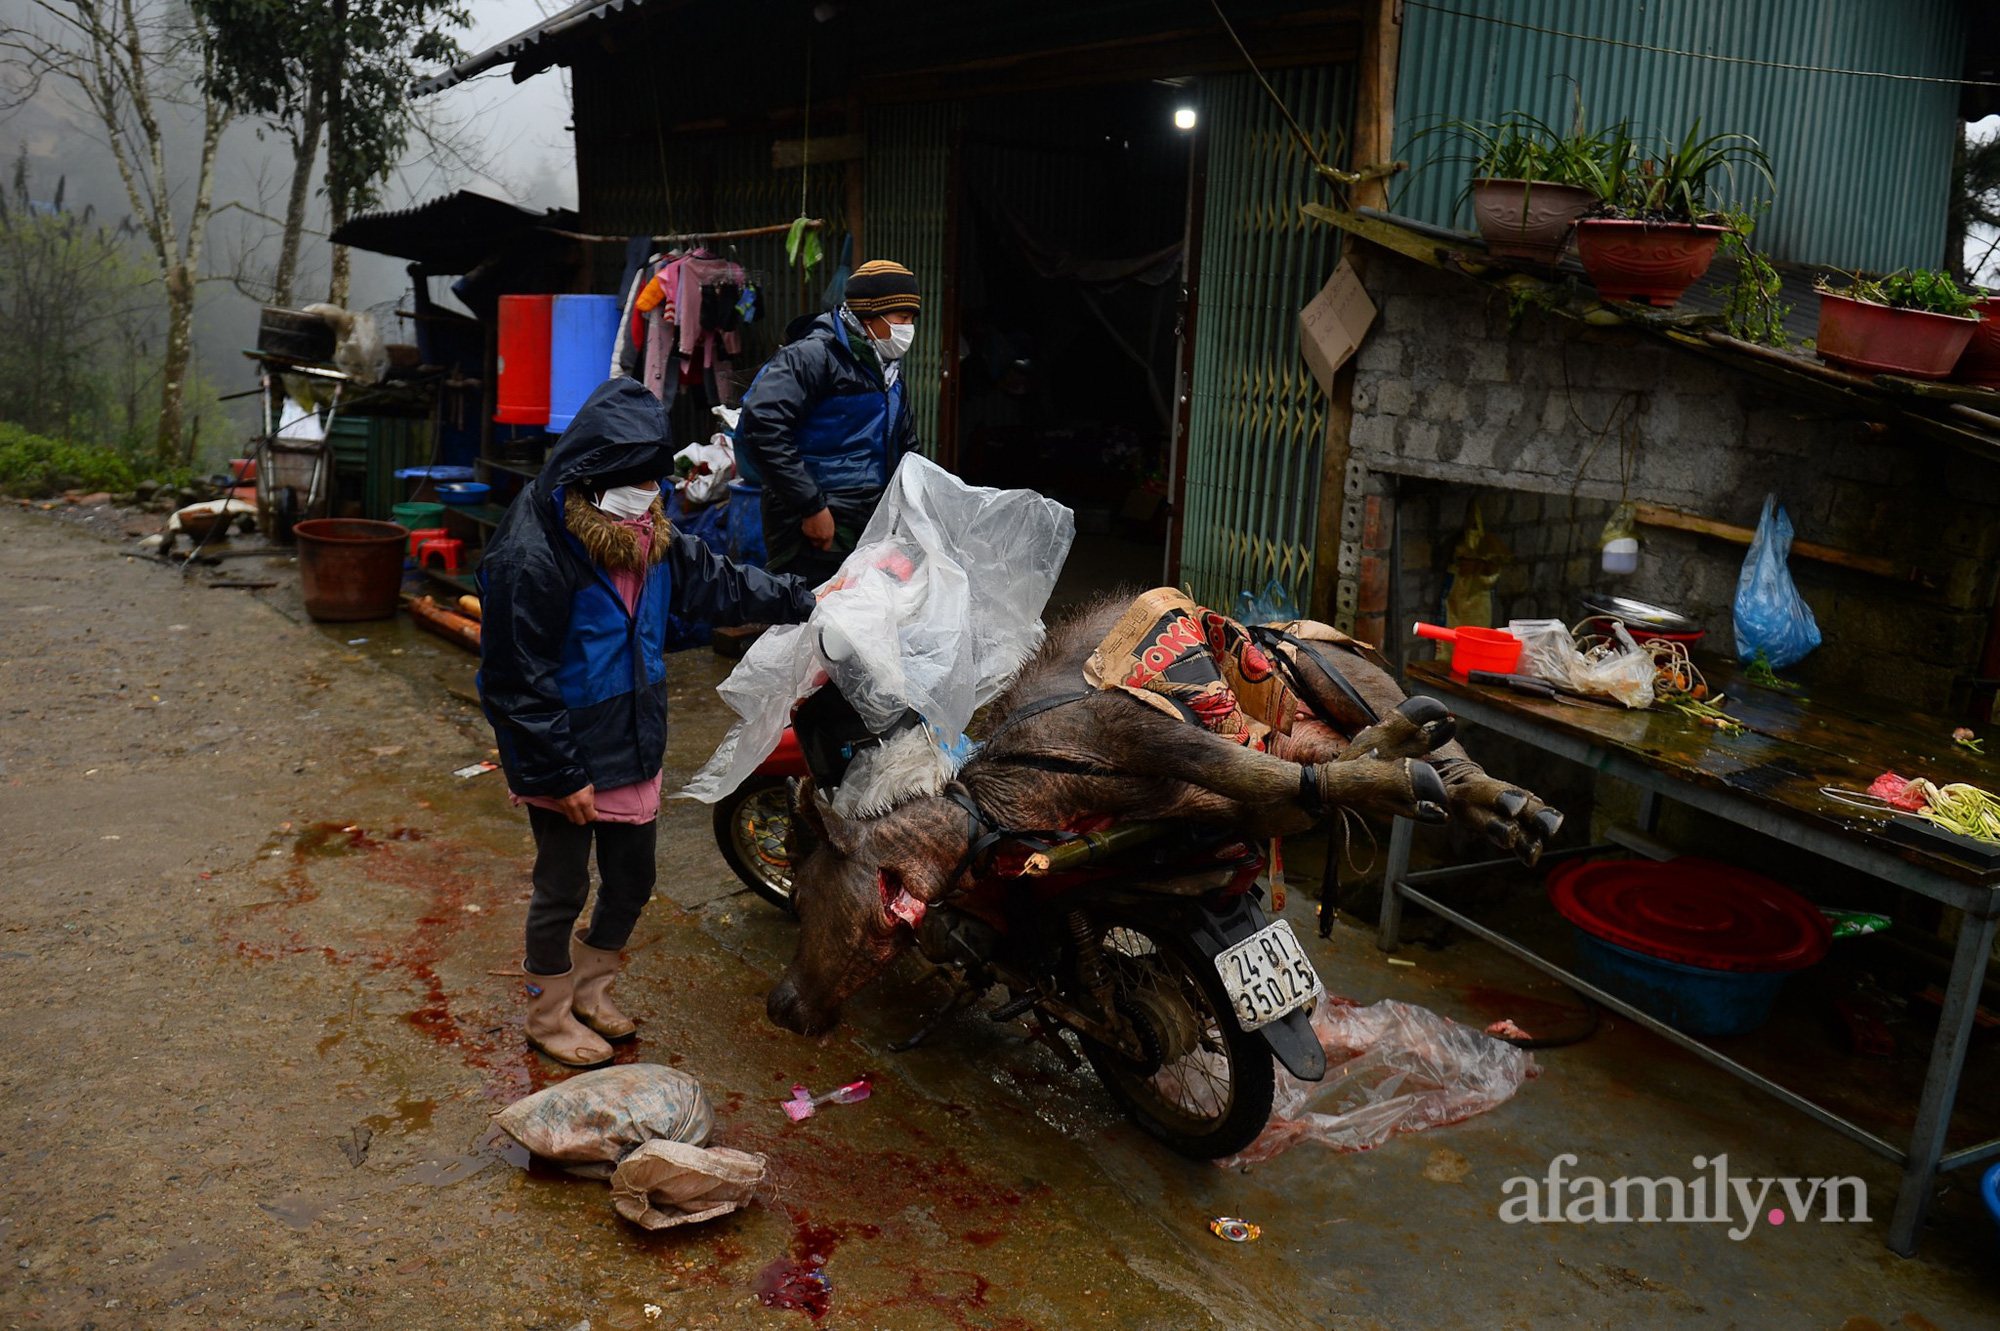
(1218, 998, 1537, 1168)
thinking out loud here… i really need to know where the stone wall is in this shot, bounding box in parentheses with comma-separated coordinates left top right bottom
(1342, 250, 2000, 714)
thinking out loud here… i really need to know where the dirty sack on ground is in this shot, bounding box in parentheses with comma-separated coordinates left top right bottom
(493, 1063, 766, 1229)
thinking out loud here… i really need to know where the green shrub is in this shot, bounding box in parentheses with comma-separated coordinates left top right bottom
(0, 421, 147, 496)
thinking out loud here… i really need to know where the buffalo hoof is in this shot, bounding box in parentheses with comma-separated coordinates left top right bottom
(1341, 696, 1458, 762)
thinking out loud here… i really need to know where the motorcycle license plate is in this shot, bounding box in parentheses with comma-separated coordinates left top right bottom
(1215, 920, 1323, 1032)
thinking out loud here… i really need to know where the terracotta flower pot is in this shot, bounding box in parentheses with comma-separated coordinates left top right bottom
(1953, 295, 2000, 387)
(1573, 219, 1729, 308)
(1815, 292, 1980, 381)
(1470, 179, 1597, 266)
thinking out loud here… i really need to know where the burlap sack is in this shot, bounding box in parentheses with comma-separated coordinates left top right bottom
(492, 1065, 713, 1178)
(609, 1140, 768, 1230)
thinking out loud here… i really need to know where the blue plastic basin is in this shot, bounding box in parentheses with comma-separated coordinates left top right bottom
(1571, 928, 1790, 1037)
(1983, 1161, 2000, 1240)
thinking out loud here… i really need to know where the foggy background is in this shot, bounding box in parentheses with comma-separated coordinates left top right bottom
(0, 0, 578, 448)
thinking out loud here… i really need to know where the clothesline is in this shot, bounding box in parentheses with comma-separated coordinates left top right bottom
(538, 218, 826, 246)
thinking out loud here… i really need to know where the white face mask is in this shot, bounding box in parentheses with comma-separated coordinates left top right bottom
(593, 482, 658, 521)
(873, 321, 917, 362)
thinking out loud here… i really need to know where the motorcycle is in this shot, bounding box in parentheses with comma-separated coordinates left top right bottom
(712, 708, 1326, 1160)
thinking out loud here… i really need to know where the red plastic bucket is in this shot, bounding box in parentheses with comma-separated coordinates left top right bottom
(1414, 622, 1522, 678)
(495, 294, 553, 425)
(295, 519, 409, 621)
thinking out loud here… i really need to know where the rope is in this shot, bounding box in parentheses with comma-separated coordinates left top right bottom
(799, 15, 813, 218)
(1404, 0, 2000, 92)
(1207, 0, 1332, 176)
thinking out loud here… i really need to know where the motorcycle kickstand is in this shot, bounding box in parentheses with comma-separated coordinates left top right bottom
(889, 982, 982, 1053)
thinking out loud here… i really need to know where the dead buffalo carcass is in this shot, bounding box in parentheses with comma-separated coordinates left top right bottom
(766, 591, 1561, 1157)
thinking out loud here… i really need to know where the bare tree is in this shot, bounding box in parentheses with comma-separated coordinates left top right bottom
(2, 0, 230, 463)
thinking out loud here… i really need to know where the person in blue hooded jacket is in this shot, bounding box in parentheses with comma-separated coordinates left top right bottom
(478, 377, 815, 1067)
(736, 259, 922, 584)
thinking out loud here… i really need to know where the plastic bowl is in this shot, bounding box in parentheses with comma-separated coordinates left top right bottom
(1450, 627, 1523, 678)
(436, 482, 491, 506)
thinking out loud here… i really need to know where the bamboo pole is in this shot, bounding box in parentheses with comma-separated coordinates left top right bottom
(1632, 502, 1938, 587)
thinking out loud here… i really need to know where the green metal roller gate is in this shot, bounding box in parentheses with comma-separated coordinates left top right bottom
(1179, 66, 1353, 613)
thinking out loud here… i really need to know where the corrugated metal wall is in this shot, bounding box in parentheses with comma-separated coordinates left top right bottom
(1392, 0, 1965, 272)
(863, 103, 959, 456)
(1181, 66, 1352, 611)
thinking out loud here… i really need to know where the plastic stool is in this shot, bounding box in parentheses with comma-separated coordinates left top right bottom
(407, 526, 449, 558)
(416, 536, 464, 572)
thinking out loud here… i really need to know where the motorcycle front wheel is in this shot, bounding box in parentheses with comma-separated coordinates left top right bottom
(1073, 909, 1274, 1160)
(712, 774, 796, 912)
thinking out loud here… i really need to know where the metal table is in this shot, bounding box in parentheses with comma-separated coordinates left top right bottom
(1377, 660, 2000, 1255)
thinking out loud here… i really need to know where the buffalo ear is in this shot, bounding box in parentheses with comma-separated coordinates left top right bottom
(817, 790, 865, 858)
(789, 777, 827, 861)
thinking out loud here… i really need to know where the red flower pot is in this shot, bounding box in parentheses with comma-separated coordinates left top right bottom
(1815, 292, 1980, 380)
(1471, 179, 1597, 266)
(1573, 219, 1729, 308)
(1953, 295, 2000, 387)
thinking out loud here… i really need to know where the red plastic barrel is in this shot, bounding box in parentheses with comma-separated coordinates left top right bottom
(495, 294, 553, 425)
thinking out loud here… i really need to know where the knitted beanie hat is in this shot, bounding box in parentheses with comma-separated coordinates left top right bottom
(845, 259, 922, 318)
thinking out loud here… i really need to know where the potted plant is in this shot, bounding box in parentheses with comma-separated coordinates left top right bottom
(1573, 121, 1774, 308)
(1953, 290, 2000, 387)
(1815, 270, 1981, 380)
(1417, 111, 1606, 266)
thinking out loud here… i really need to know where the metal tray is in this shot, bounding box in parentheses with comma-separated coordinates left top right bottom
(1577, 592, 1704, 636)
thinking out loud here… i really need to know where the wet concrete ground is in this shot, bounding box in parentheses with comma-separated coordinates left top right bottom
(3, 502, 1998, 1329)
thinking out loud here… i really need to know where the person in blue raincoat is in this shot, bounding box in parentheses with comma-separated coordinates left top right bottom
(478, 378, 815, 1067)
(735, 259, 923, 584)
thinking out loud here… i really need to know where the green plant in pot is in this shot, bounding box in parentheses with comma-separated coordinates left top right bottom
(1573, 121, 1775, 308)
(1414, 109, 1610, 267)
(1814, 269, 1981, 380)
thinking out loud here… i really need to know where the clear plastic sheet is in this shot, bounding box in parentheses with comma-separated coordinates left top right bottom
(1220, 998, 1537, 1167)
(682, 455, 1073, 802)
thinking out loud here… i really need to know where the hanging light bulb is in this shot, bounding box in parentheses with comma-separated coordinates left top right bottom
(1174, 107, 1198, 131)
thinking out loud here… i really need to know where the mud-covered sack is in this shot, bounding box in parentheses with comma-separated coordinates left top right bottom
(609, 1140, 768, 1230)
(493, 1065, 713, 1175)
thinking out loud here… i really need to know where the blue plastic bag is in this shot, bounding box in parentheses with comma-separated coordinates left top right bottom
(1236, 577, 1301, 626)
(1733, 495, 1821, 668)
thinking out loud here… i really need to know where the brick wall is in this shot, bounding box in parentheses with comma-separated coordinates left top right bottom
(1342, 251, 2000, 713)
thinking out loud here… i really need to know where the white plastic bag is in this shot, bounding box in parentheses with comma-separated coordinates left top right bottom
(1220, 999, 1536, 1167)
(681, 455, 1074, 802)
(1507, 618, 1575, 687)
(675, 436, 736, 506)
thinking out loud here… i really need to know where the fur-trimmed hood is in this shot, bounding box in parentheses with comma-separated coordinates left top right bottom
(564, 490, 671, 572)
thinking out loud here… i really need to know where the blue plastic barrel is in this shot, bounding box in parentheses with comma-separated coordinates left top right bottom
(547, 294, 620, 434)
(726, 480, 767, 568)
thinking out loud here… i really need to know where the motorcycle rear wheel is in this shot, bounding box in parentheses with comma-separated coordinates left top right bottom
(712, 774, 796, 912)
(1074, 910, 1274, 1160)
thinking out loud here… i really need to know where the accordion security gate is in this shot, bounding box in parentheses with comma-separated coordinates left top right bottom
(1178, 66, 1352, 613)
